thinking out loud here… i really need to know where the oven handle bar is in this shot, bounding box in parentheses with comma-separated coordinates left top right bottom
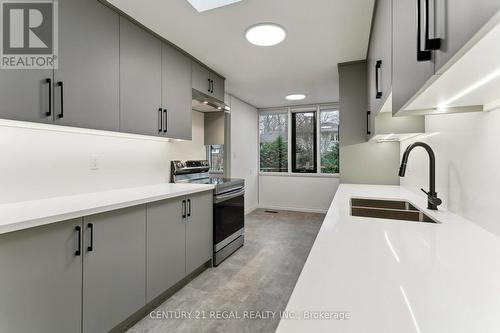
(214, 188, 245, 203)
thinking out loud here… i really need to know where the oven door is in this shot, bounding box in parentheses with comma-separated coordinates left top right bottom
(213, 188, 245, 250)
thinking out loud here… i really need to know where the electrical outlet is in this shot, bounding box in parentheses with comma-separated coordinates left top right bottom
(90, 155, 100, 170)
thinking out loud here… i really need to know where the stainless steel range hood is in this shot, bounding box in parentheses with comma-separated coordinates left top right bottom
(192, 89, 230, 113)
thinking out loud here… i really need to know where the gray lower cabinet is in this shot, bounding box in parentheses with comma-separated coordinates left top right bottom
(82, 205, 146, 333)
(186, 191, 213, 274)
(435, 0, 500, 72)
(392, 0, 436, 115)
(119, 17, 162, 136)
(54, 0, 119, 131)
(162, 44, 192, 140)
(146, 198, 186, 302)
(0, 219, 83, 333)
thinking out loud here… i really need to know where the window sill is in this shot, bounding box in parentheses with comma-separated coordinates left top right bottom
(259, 172, 339, 179)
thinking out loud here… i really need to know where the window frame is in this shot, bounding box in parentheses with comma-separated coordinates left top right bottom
(258, 103, 340, 177)
(291, 110, 318, 173)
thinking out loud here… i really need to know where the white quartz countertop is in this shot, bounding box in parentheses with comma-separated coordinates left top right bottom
(0, 183, 214, 235)
(276, 184, 500, 333)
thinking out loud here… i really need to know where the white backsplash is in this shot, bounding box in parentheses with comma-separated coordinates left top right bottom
(400, 110, 500, 236)
(0, 111, 206, 204)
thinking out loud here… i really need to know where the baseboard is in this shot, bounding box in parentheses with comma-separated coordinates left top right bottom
(257, 205, 328, 214)
(245, 205, 258, 215)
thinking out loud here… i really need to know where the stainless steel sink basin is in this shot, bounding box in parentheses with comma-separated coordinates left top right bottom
(350, 198, 439, 223)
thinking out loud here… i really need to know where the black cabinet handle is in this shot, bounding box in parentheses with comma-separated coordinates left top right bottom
(211, 80, 214, 93)
(182, 200, 187, 218)
(366, 111, 371, 135)
(208, 78, 211, 93)
(87, 223, 94, 252)
(424, 0, 441, 51)
(57, 81, 64, 118)
(46, 78, 52, 116)
(163, 109, 168, 133)
(375, 60, 382, 99)
(416, 0, 432, 61)
(158, 108, 163, 133)
(75, 226, 81, 256)
(187, 199, 191, 217)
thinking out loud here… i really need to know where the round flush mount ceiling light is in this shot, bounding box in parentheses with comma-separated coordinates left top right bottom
(286, 94, 306, 101)
(245, 23, 286, 46)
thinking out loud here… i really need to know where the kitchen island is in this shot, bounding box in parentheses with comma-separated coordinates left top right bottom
(276, 184, 500, 333)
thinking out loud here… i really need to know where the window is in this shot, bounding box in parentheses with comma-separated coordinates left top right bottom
(207, 145, 224, 173)
(292, 111, 317, 173)
(320, 109, 339, 173)
(259, 111, 288, 172)
(259, 104, 339, 175)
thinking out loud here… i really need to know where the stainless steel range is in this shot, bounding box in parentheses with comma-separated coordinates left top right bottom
(171, 160, 245, 266)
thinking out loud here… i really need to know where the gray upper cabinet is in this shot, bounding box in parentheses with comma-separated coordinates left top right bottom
(119, 17, 162, 136)
(435, 0, 500, 72)
(0, 219, 83, 333)
(186, 191, 213, 274)
(192, 61, 212, 95)
(0, 0, 54, 124)
(191, 61, 225, 102)
(0, 69, 53, 123)
(146, 198, 186, 302)
(367, 0, 391, 115)
(54, 0, 119, 131)
(162, 44, 192, 140)
(392, 0, 435, 115)
(82, 206, 146, 333)
(210, 72, 226, 102)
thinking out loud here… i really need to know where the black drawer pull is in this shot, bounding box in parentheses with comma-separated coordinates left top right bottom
(182, 200, 187, 218)
(416, 0, 432, 61)
(57, 81, 64, 118)
(187, 199, 191, 217)
(375, 60, 382, 99)
(87, 223, 94, 252)
(163, 109, 168, 133)
(46, 78, 52, 116)
(424, 0, 441, 51)
(366, 111, 371, 135)
(75, 226, 81, 256)
(158, 108, 163, 133)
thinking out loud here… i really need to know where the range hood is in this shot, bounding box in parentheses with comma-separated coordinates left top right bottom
(192, 89, 230, 113)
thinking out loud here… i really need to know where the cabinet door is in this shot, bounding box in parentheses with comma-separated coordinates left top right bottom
(54, 0, 119, 131)
(192, 61, 211, 95)
(146, 198, 186, 302)
(162, 44, 192, 140)
(0, 219, 82, 333)
(210, 72, 225, 102)
(0, 70, 53, 123)
(392, 0, 435, 115)
(120, 18, 162, 136)
(82, 206, 146, 333)
(186, 191, 213, 274)
(435, 0, 500, 72)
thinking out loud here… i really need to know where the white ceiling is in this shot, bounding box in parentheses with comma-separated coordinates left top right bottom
(105, 0, 375, 108)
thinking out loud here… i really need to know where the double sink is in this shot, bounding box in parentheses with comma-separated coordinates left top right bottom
(351, 198, 439, 224)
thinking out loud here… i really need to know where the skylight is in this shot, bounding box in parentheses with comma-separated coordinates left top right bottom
(186, 0, 242, 12)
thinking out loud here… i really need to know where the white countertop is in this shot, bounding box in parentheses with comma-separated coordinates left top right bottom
(0, 183, 214, 235)
(276, 184, 500, 333)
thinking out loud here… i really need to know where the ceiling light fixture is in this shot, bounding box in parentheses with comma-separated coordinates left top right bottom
(285, 94, 306, 101)
(245, 23, 286, 46)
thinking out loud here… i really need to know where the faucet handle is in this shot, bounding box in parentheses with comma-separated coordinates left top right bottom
(420, 188, 443, 208)
(420, 188, 429, 196)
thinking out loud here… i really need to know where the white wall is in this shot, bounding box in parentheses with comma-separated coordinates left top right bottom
(400, 111, 500, 236)
(259, 175, 339, 213)
(0, 111, 206, 204)
(228, 95, 259, 214)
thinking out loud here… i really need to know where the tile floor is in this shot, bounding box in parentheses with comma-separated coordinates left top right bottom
(128, 209, 324, 333)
